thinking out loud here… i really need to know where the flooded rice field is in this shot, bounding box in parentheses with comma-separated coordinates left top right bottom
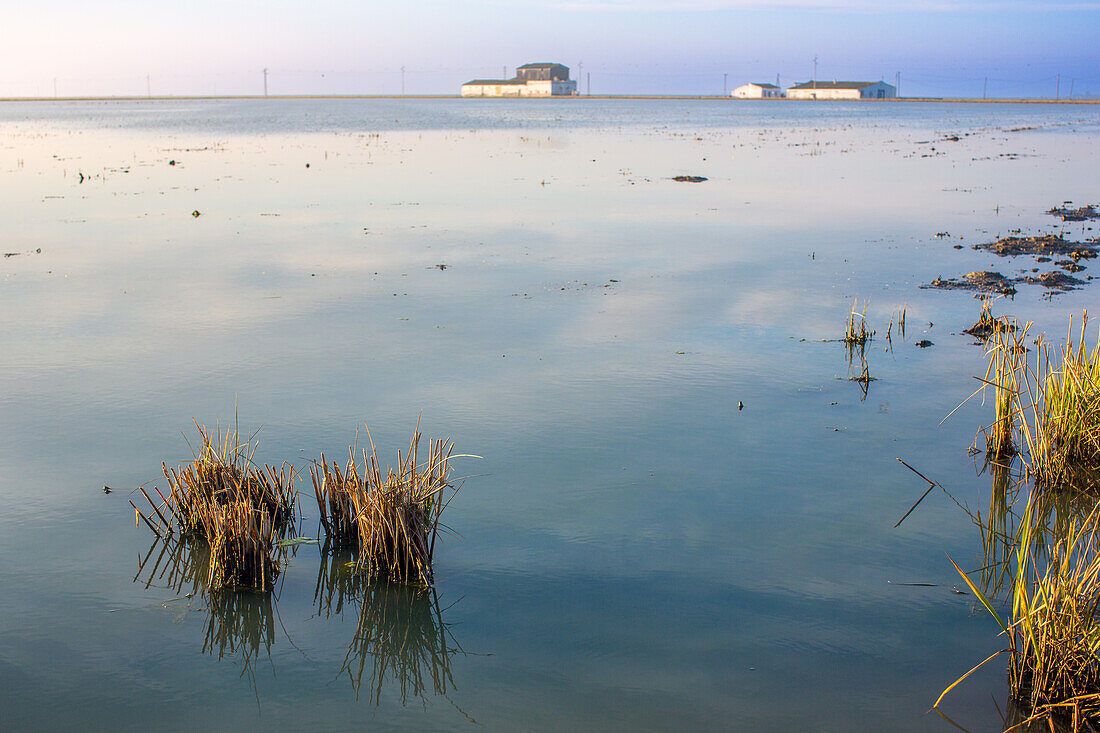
(1, 98, 1098, 731)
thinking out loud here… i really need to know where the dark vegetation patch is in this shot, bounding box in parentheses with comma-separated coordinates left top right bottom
(924, 271, 1017, 295)
(977, 235, 1097, 260)
(1017, 271, 1086, 291)
(1048, 203, 1099, 221)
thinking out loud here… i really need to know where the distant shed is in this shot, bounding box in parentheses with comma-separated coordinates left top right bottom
(731, 83, 785, 99)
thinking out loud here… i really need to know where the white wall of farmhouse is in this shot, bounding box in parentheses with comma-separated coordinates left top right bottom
(461, 79, 578, 97)
(731, 84, 783, 98)
(787, 82, 896, 100)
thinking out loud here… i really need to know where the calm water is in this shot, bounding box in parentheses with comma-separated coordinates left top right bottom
(1, 99, 1098, 731)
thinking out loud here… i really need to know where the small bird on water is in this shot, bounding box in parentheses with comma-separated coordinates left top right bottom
(738, 401, 743, 411)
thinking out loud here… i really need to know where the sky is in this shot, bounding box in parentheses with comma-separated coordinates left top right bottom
(1, 1, 1098, 98)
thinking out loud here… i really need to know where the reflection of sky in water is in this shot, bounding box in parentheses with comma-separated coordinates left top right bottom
(1, 100, 1099, 730)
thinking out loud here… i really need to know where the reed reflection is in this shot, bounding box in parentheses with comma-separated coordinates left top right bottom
(313, 541, 464, 707)
(134, 533, 279, 696)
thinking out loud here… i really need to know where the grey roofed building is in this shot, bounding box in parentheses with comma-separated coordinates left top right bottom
(463, 79, 527, 86)
(789, 81, 880, 90)
(461, 62, 577, 97)
(787, 80, 896, 99)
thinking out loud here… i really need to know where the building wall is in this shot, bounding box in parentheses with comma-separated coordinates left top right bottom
(787, 87, 862, 100)
(734, 84, 785, 98)
(516, 65, 569, 82)
(859, 82, 896, 99)
(461, 83, 525, 97)
(788, 83, 897, 100)
(463, 80, 577, 97)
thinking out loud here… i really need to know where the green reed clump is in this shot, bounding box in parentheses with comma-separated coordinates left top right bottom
(939, 493, 1100, 729)
(1031, 315, 1100, 486)
(844, 300, 874, 346)
(310, 425, 467, 585)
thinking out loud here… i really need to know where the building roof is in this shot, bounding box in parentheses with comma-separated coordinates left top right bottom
(517, 62, 567, 70)
(789, 81, 888, 90)
(463, 78, 527, 86)
(747, 82, 780, 89)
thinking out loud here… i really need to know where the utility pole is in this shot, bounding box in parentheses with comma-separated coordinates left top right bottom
(813, 55, 818, 87)
(723, 73, 727, 96)
(1069, 79, 1075, 99)
(1056, 73, 1060, 100)
(146, 74, 151, 98)
(53, 77, 57, 98)
(263, 68, 268, 96)
(502, 65, 507, 80)
(587, 71, 590, 96)
(983, 76, 988, 100)
(776, 73, 780, 88)
(401, 65, 406, 95)
(578, 60, 583, 87)
(895, 71, 900, 97)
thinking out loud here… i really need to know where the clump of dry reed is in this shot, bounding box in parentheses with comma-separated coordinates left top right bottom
(965, 299, 1015, 341)
(134, 423, 298, 591)
(204, 499, 283, 591)
(161, 424, 298, 535)
(844, 300, 874, 346)
(310, 425, 466, 585)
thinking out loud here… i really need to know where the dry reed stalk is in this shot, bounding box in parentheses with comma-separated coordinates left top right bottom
(205, 499, 282, 591)
(966, 299, 1015, 341)
(844, 299, 874, 347)
(310, 425, 465, 585)
(980, 323, 1028, 459)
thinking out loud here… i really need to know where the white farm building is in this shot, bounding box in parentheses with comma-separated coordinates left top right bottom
(462, 63, 578, 97)
(731, 83, 785, 99)
(786, 81, 896, 100)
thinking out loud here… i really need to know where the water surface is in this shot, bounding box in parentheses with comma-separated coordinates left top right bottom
(1, 99, 1099, 731)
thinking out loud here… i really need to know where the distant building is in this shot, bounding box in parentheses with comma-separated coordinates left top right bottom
(731, 83, 785, 99)
(787, 81, 896, 100)
(462, 63, 579, 97)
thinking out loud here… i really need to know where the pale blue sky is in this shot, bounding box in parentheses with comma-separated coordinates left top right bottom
(2, 1, 1097, 97)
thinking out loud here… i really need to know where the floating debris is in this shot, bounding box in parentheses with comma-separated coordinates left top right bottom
(671, 175, 707, 183)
